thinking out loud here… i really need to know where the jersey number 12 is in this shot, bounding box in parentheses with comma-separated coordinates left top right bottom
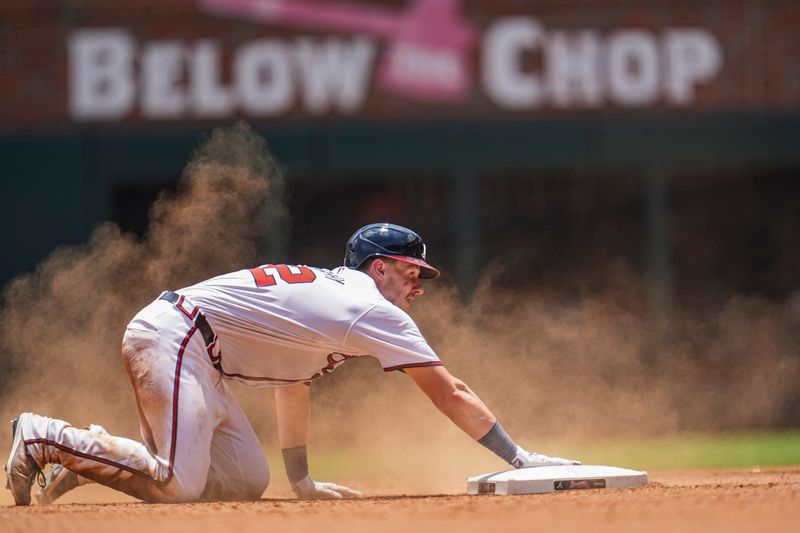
(249, 264, 316, 287)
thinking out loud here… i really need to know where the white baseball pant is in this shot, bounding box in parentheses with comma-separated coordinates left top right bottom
(19, 298, 269, 502)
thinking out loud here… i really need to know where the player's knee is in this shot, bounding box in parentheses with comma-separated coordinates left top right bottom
(242, 461, 269, 500)
(160, 478, 207, 503)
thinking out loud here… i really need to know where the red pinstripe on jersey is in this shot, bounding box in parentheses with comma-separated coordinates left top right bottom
(216, 352, 358, 384)
(383, 361, 443, 372)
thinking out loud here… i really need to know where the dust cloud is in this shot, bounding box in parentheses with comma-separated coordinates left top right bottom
(1, 123, 799, 498)
(0, 122, 283, 439)
(310, 265, 800, 490)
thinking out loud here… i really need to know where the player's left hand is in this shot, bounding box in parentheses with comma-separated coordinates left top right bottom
(512, 446, 581, 468)
(291, 475, 364, 499)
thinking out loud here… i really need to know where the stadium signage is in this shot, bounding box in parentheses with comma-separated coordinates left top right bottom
(68, 14, 723, 121)
(69, 30, 376, 120)
(484, 18, 721, 109)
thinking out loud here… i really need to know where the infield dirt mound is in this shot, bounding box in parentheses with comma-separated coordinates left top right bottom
(2, 468, 799, 533)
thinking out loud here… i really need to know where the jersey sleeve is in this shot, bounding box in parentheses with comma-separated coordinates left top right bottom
(344, 303, 442, 372)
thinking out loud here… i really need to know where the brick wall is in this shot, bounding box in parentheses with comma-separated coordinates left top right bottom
(1, 0, 798, 129)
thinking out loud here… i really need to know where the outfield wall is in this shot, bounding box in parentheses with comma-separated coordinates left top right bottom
(2, 0, 799, 305)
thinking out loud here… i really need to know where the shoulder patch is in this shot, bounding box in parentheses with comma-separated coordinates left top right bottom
(321, 269, 346, 284)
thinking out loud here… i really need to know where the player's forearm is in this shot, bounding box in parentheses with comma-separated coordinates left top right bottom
(438, 391, 523, 466)
(428, 379, 522, 465)
(432, 383, 496, 439)
(275, 383, 310, 448)
(275, 383, 312, 484)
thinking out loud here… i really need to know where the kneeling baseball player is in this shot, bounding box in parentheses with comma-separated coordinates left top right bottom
(5, 223, 579, 505)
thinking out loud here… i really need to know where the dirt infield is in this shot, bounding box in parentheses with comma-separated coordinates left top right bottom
(2, 468, 799, 533)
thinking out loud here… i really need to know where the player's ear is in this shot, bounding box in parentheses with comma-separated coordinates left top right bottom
(372, 258, 387, 278)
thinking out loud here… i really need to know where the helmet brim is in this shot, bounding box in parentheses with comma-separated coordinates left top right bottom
(385, 255, 440, 280)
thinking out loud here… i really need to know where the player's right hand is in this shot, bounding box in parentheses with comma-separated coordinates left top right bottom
(291, 475, 364, 499)
(512, 446, 581, 468)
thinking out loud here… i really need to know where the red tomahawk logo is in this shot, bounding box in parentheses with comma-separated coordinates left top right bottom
(199, 0, 476, 101)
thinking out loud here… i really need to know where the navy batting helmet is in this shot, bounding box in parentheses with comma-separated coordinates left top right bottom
(344, 223, 440, 280)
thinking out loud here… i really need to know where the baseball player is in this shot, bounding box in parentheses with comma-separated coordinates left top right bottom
(5, 222, 579, 505)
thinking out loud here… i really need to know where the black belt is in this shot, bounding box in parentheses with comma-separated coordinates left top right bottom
(158, 291, 219, 367)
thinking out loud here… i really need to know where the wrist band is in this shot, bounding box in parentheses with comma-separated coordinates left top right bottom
(478, 421, 518, 464)
(281, 445, 309, 484)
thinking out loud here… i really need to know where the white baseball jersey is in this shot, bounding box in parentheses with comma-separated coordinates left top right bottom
(178, 265, 442, 386)
(18, 264, 442, 504)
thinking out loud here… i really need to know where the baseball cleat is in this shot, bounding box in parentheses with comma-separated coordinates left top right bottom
(4, 414, 43, 506)
(34, 464, 79, 505)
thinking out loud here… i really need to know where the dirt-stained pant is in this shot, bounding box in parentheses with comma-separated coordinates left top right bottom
(20, 298, 269, 502)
